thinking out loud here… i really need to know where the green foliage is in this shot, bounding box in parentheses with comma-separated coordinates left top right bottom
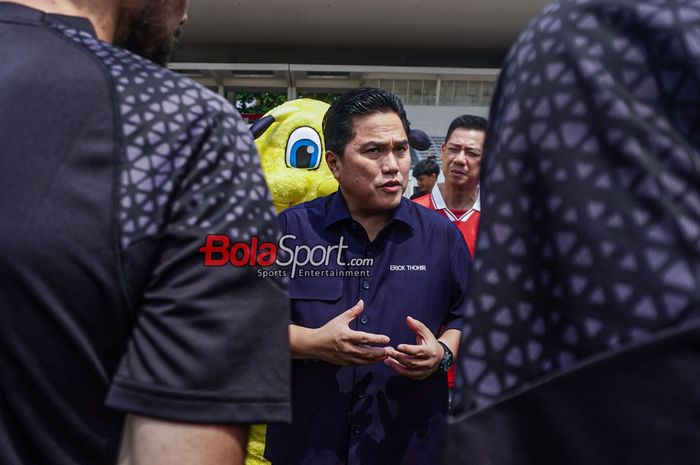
(297, 92, 340, 105)
(234, 92, 287, 114)
(233, 91, 340, 115)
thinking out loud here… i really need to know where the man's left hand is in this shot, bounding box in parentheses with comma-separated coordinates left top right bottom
(384, 316, 443, 380)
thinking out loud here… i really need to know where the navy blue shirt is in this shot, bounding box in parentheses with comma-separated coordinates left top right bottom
(0, 4, 290, 465)
(265, 192, 471, 465)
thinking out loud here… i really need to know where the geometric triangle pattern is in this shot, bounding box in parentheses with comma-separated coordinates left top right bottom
(453, 0, 700, 415)
(52, 24, 278, 250)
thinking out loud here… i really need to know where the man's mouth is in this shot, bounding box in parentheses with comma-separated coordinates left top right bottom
(379, 180, 402, 193)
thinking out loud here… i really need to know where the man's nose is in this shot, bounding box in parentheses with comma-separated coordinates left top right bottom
(383, 153, 400, 173)
(453, 151, 468, 164)
(180, 13, 189, 27)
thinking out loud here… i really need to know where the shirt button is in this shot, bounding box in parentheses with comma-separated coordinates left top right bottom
(362, 281, 370, 290)
(357, 391, 366, 398)
(360, 315, 369, 324)
(354, 425, 362, 434)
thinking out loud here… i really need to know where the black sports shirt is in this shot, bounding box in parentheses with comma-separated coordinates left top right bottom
(443, 0, 700, 463)
(0, 4, 290, 465)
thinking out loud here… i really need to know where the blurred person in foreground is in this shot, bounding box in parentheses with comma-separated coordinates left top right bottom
(0, 1, 290, 464)
(443, 1, 700, 464)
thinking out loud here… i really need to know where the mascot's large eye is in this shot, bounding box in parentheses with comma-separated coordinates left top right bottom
(285, 126, 322, 170)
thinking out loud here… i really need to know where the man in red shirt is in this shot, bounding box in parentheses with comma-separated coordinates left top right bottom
(413, 115, 487, 257)
(413, 114, 486, 396)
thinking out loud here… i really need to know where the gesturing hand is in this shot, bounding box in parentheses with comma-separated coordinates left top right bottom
(384, 316, 443, 380)
(314, 300, 391, 366)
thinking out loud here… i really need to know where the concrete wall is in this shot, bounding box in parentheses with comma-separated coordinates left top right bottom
(405, 105, 490, 139)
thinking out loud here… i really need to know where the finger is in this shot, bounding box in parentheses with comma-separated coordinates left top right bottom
(386, 345, 426, 360)
(387, 351, 432, 370)
(384, 357, 427, 380)
(394, 343, 432, 359)
(341, 346, 388, 365)
(385, 347, 427, 368)
(406, 316, 434, 342)
(343, 299, 364, 322)
(348, 329, 390, 346)
(356, 345, 389, 361)
(384, 356, 410, 372)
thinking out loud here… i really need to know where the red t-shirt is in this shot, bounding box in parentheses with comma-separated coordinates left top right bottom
(413, 187, 480, 388)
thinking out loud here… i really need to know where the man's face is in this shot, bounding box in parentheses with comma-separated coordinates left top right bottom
(326, 112, 410, 218)
(115, 0, 189, 66)
(415, 173, 437, 193)
(440, 128, 485, 190)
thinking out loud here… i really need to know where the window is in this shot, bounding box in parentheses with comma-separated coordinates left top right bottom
(362, 78, 494, 107)
(467, 81, 482, 105)
(393, 80, 408, 101)
(481, 81, 495, 105)
(440, 80, 495, 106)
(455, 81, 469, 105)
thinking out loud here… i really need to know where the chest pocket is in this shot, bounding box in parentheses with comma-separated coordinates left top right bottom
(288, 277, 343, 302)
(289, 278, 344, 328)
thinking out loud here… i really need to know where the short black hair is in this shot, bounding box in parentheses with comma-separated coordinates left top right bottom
(323, 87, 411, 156)
(412, 159, 439, 178)
(445, 114, 488, 142)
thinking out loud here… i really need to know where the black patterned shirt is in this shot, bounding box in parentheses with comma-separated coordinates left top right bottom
(0, 4, 290, 465)
(444, 1, 700, 463)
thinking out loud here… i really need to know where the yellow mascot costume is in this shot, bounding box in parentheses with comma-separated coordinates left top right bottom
(245, 98, 338, 465)
(251, 98, 338, 213)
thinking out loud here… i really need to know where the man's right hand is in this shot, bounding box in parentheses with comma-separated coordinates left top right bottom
(290, 300, 391, 366)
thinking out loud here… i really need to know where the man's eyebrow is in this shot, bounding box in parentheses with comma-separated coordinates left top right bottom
(358, 139, 408, 150)
(447, 143, 482, 152)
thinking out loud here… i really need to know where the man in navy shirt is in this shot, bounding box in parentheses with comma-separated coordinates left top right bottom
(0, 1, 290, 465)
(265, 88, 471, 465)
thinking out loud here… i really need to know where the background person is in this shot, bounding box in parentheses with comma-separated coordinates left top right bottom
(413, 114, 486, 257)
(410, 159, 440, 199)
(413, 114, 486, 404)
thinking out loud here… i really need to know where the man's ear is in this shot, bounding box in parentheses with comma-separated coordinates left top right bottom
(430, 173, 438, 181)
(325, 151, 342, 180)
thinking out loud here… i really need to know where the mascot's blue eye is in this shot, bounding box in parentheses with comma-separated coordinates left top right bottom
(286, 126, 322, 170)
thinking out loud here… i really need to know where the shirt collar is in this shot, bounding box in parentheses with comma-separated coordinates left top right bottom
(324, 191, 354, 228)
(431, 183, 481, 215)
(473, 186, 481, 212)
(323, 190, 416, 231)
(0, 2, 96, 36)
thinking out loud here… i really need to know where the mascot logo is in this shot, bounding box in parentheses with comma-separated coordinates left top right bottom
(250, 98, 338, 213)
